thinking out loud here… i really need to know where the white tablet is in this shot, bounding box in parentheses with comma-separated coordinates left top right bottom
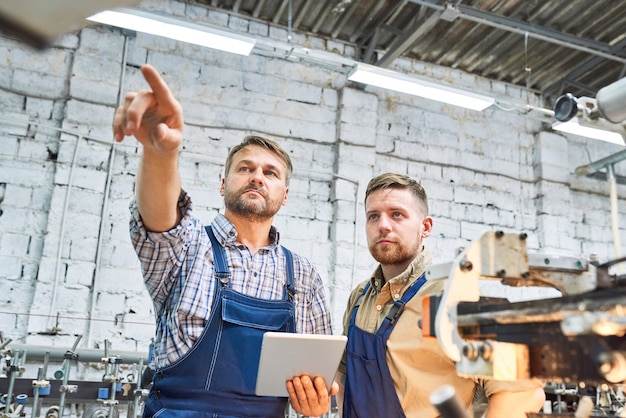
(255, 332, 348, 397)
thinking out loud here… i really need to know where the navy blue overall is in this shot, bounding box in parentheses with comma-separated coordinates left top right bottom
(342, 274, 427, 418)
(142, 226, 296, 418)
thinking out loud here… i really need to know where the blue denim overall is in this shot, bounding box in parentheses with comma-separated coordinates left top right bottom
(142, 226, 296, 417)
(342, 274, 427, 418)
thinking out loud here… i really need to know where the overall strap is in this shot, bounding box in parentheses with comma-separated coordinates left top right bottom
(205, 225, 230, 286)
(281, 245, 295, 301)
(206, 225, 296, 299)
(349, 282, 371, 327)
(378, 273, 427, 338)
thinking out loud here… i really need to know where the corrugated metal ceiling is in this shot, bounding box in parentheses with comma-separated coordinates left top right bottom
(193, 0, 626, 108)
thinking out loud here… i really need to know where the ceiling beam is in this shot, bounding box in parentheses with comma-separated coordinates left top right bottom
(375, 9, 441, 68)
(543, 38, 626, 99)
(408, 0, 626, 65)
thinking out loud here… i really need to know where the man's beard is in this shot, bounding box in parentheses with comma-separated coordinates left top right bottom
(369, 240, 415, 265)
(224, 185, 282, 222)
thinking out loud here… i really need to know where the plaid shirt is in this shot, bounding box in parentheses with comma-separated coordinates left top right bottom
(130, 190, 333, 367)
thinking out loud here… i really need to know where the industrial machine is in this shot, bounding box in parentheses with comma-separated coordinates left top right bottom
(424, 230, 626, 417)
(424, 76, 624, 418)
(0, 337, 150, 418)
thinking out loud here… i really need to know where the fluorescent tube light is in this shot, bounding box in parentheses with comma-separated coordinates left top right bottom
(87, 8, 256, 56)
(347, 64, 494, 111)
(552, 118, 625, 145)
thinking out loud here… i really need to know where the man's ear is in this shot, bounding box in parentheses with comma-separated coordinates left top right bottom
(421, 216, 433, 238)
(282, 187, 289, 206)
(219, 178, 226, 196)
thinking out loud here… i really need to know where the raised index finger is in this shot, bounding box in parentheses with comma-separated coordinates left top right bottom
(140, 64, 177, 107)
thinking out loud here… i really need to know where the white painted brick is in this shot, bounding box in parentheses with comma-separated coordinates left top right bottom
(122, 313, 157, 342)
(433, 217, 461, 238)
(69, 77, 119, 107)
(279, 217, 327, 241)
(308, 180, 332, 201)
(0, 64, 14, 93)
(322, 88, 339, 108)
(332, 199, 358, 222)
(0, 207, 28, 233)
(12, 68, 68, 99)
(62, 100, 116, 139)
(460, 221, 491, 241)
(373, 155, 408, 175)
(25, 97, 56, 119)
(0, 231, 30, 256)
(67, 237, 99, 262)
(314, 201, 334, 222)
(374, 134, 395, 153)
(0, 110, 31, 131)
(55, 284, 92, 314)
(495, 209, 516, 228)
(1, 43, 70, 75)
(3, 183, 32, 208)
(53, 166, 108, 193)
(335, 161, 371, 181)
(275, 101, 335, 125)
(94, 291, 127, 315)
(331, 220, 357, 245)
(0, 137, 20, 160)
(536, 214, 571, 250)
(339, 103, 377, 128)
(339, 122, 376, 147)
(108, 175, 135, 200)
(332, 179, 357, 202)
(0, 159, 54, 187)
(454, 185, 486, 205)
(429, 199, 451, 219)
(65, 261, 96, 287)
(278, 198, 316, 220)
(286, 81, 324, 105)
(464, 205, 483, 223)
(0, 255, 21, 278)
(342, 87, 378, 112)
(483, 189, 521, 213)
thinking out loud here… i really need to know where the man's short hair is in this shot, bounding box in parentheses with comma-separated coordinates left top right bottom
(365, 172, 429, 215)
(224, 135, 293, 185)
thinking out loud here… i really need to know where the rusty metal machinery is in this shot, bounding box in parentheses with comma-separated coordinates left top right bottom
(423, 231, 626, 387)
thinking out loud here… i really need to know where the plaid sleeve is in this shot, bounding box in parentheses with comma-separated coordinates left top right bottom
(291, 254, 333, 335)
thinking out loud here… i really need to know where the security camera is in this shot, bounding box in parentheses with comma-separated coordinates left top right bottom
(553, 93, 579, 122)
(553, 77, 626, 124)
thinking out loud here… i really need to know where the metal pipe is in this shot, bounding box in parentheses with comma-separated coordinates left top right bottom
(575, 148, 626, 176)
(6, 344, 148, 364)
(131, 357, 144, 418)
(47, 136, 82, 332)
(30, 367, 42, 418)
(607, 165, 623, 269)
(4, 350, 22, 415)
(87, 32, 129, 347)
(57, 336, 82, 418)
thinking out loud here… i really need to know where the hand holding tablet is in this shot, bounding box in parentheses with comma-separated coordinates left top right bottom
(255, 332, 348, 397)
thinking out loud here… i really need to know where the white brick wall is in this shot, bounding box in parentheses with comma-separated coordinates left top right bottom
(0, 0, 625, 368)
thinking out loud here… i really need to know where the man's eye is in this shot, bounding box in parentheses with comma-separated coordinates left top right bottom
(239, 167, 249, 172)
(265, 171, 277, 177)
(367, 214, 379, 221)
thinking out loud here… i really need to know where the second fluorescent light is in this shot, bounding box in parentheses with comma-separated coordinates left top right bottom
(348, 64, 494, 111)
(552, 118, 625, 145)
(87, 8, 256, 56)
